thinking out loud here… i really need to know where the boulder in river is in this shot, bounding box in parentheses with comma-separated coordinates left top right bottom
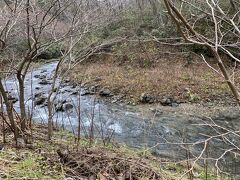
(34, 74, 46, 79)
(111, 95, 124, 103)
(70, 83, 77, 88)
(140, 93, 154, 103)
(81, 88, 95, 96)
(40, 70, 47, 73)
(63, 103, 74, 111)
(39, 75, 47, 79)
(54, 100, 67, 111)
(39, 79, 50, 85)
(71, 90, 78, 95)
(34, 95, 47, 106)
(34, 92, 43, 98)
(64, 78, 70, 83)
(160, 96, 177, 106)
(99, 88, 113, 97)
(55, 102, 63, 112)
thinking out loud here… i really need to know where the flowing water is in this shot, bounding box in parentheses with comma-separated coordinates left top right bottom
(3, 61, 240, 177)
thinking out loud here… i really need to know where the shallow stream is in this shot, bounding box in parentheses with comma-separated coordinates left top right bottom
(3, 61, 240, 177)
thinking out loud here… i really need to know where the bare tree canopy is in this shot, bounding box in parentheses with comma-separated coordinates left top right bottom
(0, 0, 239, 179)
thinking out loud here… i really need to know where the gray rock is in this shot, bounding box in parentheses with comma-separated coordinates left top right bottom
(64, 78, 70, 83)
(99, 88, 113, 97)
(8, 96, 18, 103)
(54, 99, 67, 111)
(63, 89, 72, 93)
(112, 95, 124, 101)
(70, 83, 77, 88)
(63, 103, 74, 111)
(35, 74, 46, 79)
(111, 96, 123, 103)
(39, 79, 50, 85)
(81, 89, 95, 96)
(34, 95, 47, 106)
(39, 75, 46, 79)
(140, 93, 154, 103)
(71, 90, 78, 95)
(41, 70, 47, 73)
(171, 103, 179, 107)
(90, 85, 98, 92)
(160, 96, 176, 106)
(34, 92, 43, 98)
(55, 102, 63, 111)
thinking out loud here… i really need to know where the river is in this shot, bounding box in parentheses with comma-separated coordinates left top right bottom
(3, 61, 240, 177)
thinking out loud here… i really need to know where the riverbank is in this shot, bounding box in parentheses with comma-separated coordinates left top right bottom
(1, 60, 240, 179)
(0, 124, 214, 179)
(67, 43, 239, 106)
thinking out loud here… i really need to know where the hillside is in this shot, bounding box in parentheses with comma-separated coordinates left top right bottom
(0, 0, 240, 179)
(68, 41, 239, 106)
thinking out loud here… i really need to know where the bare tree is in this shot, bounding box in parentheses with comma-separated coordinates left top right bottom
(162, 0, 240, 105)
(0, 0, 71, 141)
(0, 0, 25, 141)
(45, 0, 121, 140)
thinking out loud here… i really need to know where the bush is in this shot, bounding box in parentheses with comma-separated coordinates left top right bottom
(190, 44, 213, 57)
(37, 45, 63, 60)
(13, 38, 29, 55)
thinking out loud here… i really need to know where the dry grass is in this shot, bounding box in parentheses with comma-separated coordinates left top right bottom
(0, 123, 194, 180)
(69, 42, 240, 104)
(0, 116, 233, 180)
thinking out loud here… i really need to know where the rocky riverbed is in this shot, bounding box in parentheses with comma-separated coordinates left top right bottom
(3, 61, 240, 177)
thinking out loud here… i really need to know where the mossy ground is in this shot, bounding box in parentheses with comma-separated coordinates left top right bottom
(0, 124, 231, 179)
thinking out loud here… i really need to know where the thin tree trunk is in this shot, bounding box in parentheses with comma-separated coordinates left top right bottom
(47, 59, 63, 140)
(47, 101, 53, 140)
(210, 48, 240, 105)
(17, 77, 26, 131)
(0, 80, 18, 141)
(77, 87, 81, 143)
(0, 95, 6, 143)
(163, 0, 240, 106)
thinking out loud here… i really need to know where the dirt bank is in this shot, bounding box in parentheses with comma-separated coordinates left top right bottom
(67, 42, 239, 106)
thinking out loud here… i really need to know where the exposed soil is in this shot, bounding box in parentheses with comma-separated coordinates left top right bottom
(67, 42, 240, 106)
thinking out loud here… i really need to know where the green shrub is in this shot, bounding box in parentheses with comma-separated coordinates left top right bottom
(14, 38, 29, 54)
(190, 44, 213, 57)
(37, 45, 63, 60)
